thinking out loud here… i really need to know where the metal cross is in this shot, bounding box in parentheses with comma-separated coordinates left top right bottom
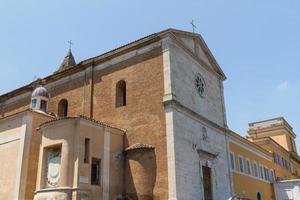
(190, 20, 197, 33)
(68, 40, 73, 50)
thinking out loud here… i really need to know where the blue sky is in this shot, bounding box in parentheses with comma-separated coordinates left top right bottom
(1, 0, 300, 147)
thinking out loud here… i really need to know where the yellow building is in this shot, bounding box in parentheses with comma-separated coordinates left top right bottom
(229, 117, 300, 200)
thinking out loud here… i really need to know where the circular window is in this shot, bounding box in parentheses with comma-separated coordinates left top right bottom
(195, 73, 206, 97)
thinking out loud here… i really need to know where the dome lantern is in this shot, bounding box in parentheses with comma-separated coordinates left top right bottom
(31, 86, 49, 113)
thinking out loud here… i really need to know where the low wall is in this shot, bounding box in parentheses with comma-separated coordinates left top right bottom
(274, 179, 300, 200)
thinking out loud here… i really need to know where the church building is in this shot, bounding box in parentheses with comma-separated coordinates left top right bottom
(0, 28, 299, 200)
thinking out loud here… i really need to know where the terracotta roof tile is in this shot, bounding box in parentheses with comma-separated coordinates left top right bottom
(39, 115, 126, 132)
(125, 143, 155, 152)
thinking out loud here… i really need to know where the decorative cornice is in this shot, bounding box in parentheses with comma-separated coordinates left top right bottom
(163, 98, 228, 134)
(228, 131, 272, 159)
(228, 135, 273, 161)
(0, 108, 54, 123)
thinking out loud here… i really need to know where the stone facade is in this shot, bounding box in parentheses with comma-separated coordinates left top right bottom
(162, 35, 231, 199)
(0, 111, 52, 200)
(34, 117, 124, 200)
(274, 179, 300, 200)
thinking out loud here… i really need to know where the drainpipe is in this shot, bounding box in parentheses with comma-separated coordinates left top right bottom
(219, 79, 234, 196)
(90, 62, 95, 119)
(225, 129, 234, 196)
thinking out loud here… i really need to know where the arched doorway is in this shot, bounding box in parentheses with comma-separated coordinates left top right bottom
(257, 192, 261, 200)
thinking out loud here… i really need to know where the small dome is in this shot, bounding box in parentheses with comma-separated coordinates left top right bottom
(32, 86, 49, 98)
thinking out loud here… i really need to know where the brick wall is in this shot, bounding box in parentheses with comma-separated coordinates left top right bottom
(0, 46, 168, 199)
(91, 48, 168, 199)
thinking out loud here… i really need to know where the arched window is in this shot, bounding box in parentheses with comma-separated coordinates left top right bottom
(58, 99, 68, 117)
(116, 80, 126, 107)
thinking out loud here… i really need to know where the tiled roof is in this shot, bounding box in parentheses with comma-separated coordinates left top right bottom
(39, 115, 126, 132)
(57, 49, 76, 72)
(125, 143, 155, 152)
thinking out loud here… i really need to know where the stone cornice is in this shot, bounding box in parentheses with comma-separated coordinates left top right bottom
(228, 131, 272, 158)
(0, 108, 54, 123)
(163, 98, 228, 134)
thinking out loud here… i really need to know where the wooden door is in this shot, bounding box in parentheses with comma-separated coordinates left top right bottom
(202, 166, 213, 200)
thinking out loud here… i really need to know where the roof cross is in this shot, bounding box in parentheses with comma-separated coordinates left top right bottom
(190, 20, 197, 33)
(68, 40, 73, 50)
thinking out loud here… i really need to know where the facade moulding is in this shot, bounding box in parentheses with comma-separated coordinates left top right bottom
(163, 98, 228, 135)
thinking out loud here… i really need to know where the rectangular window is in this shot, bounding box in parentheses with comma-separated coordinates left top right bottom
(40, 100, 47, 112)
(84, 138, 90, 163)
(246, 159, 252, 175)
(274, 153, 278, 164)
(238, 156, 244, 173)
(264, 167, 270, 181)
(254, 162, 258, 177)
(230, 152, 235, 170)
(277, 154, 280, 165)
(31, 99, 37, 108)
(91, 158, 101, 185)
(270, 169, 275, 182)
(259, 164, 264, 179)
(284, 160, 289, 170)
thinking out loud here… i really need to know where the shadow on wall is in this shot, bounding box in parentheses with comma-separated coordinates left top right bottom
(125, 148, 157, 200)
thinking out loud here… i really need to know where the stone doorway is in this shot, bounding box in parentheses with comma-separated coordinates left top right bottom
(202, 166, 213, 200)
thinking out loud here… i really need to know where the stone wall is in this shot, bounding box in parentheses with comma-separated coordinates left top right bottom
(172, 109, 231, 199)
(24, 113, 52, 200)
(0, 92, 31, 118)
(274, 180, 300, 200)
(0, 117, 22, 200)
(163, 36, 231, 200)
(167, 38, 226, 127)
(0, 111, 51, 200)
